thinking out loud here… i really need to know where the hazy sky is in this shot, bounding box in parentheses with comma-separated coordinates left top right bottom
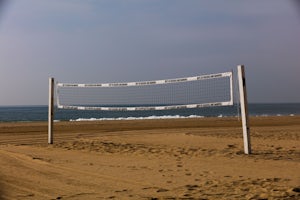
(0, 0, 299, 105)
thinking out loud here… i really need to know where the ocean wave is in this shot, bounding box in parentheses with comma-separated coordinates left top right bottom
(68, 113, 297, 122)
(69, 115, 205, 122)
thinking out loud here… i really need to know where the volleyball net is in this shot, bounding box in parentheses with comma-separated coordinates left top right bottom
(56, 72, 233, 111)
(48, 66, 251, 154)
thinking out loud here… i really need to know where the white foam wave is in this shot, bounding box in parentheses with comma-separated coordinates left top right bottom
(70, 115, 205, 122)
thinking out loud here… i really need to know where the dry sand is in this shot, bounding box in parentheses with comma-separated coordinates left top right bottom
(0, 116, 299, 199)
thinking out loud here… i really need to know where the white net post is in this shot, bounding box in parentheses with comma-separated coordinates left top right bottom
(237, 65, 251, 154)
(48, 77, 54, 144)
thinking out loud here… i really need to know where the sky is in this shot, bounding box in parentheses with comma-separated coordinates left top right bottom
(0, 0, 299, 105)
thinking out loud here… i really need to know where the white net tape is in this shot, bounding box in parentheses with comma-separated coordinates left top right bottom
(56, 72, 233, 111)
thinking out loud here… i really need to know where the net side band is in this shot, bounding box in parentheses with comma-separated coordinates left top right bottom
(57, 72, 232, 88)
(57, 101, 233, 111)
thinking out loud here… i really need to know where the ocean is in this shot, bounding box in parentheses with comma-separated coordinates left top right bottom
(0, 103, 299, 122)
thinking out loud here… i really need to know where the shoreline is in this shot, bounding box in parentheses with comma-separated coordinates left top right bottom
(0, 113, 299, 123)
(1, 103, 300, 123)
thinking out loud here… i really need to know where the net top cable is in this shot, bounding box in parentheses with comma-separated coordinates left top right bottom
(57, 72, 232, 88)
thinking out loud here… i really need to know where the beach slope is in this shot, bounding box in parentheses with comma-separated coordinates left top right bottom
(0, 116, 299, 199)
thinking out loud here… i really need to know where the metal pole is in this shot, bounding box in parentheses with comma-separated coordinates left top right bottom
(48, 77, 54, 144)
(237, 65, 251, 154)
(230, 69, 234, 105)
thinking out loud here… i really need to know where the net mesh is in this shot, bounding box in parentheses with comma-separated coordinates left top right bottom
(56, 72, 233, 111)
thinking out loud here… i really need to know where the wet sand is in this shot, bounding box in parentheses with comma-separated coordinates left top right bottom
(0, 116, 299, 199)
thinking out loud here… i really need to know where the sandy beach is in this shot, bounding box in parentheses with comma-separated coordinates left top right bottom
(0, 116, 299, 199)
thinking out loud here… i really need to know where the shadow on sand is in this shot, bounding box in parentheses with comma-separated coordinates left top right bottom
(0, 180, 5, 200)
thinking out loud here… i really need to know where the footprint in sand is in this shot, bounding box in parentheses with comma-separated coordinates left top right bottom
(177, 163, 183, 168)
(292, 187, 300, 193)
(156, 188, 169, 193)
